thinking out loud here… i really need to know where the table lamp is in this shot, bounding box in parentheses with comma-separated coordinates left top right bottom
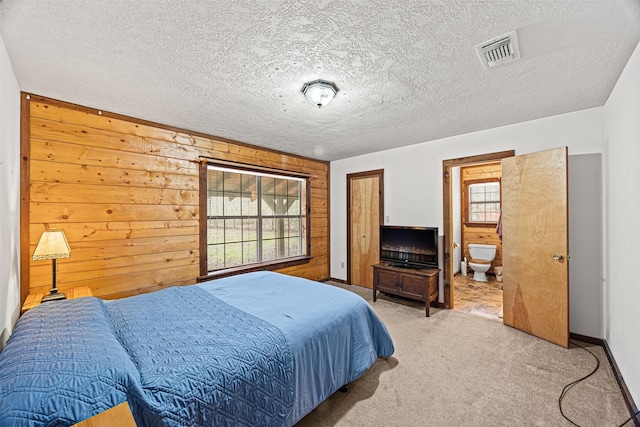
(32, 229, 71, 302)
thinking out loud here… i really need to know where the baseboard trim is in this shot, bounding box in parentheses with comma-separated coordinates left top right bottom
(570, 333, 639, 426)
(328, 277, 348, 284)
(569, 332, 603, 346)
(601, 339, 640, 427)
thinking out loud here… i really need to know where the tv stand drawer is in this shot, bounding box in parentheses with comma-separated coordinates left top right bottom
(372, 263, 439, 317)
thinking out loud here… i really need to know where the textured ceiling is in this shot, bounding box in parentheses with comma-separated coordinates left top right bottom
(1, 1, 639, 161)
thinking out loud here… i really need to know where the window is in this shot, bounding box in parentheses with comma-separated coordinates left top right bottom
(468, 180, 500, 223)
(204, 163, 309, 273)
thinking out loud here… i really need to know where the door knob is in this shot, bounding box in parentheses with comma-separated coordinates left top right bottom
(553, 255, 564, 261)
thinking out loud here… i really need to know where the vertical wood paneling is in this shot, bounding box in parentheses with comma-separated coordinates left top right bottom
(24, 95, 330, 300)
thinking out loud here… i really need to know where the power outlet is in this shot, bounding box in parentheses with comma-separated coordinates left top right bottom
(385, 215, 390, 224)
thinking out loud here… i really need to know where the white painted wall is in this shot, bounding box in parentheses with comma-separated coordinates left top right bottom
(330, 107, 605, 327)
(0, 34, 21, 351)
(604, 40, 640, 403)
(568, 154, 603, 338)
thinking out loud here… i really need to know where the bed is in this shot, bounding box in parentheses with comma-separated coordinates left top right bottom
(0, 271, 394, 426)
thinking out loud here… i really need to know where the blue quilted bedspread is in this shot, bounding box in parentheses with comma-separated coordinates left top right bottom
(0, 286, 294, 427)
(0, 298, 142, 425)
(0, 272, 394, 426)
(106, 286, 294, 426)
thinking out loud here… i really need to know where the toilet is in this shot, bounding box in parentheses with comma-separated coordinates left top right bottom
(468, 243, 497, 282)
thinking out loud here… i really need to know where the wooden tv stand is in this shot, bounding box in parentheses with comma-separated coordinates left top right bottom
(372, 263, 439, 317)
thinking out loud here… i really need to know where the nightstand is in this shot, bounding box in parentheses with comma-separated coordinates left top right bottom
(72, 402, 136, 427)
(21, 286, 94, 314)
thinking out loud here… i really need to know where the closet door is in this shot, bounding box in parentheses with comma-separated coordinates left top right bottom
(502, 147, 569, 348)
(348, 171, 383, 288)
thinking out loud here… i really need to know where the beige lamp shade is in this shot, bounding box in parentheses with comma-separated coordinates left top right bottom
(32, 229, 71, 260)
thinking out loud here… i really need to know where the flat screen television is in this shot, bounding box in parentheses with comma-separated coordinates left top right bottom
(379, 225, 438, 269)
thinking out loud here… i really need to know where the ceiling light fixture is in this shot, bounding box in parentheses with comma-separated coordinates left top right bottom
(301, 79, 339, 108)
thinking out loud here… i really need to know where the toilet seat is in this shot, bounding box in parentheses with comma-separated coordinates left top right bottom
(469, 258, 490, 265)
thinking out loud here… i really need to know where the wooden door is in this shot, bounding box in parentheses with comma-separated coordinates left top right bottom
(348, 171, 382, 288)
(501, 147, 569, 347)
(442, 151, 515, 309)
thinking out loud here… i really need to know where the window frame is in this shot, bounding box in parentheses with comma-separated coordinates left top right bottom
(463, 178, 501, 227)
(198, 159, 311, 281)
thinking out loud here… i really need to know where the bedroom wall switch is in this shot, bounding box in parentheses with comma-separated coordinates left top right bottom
(385, 215, 390, 223)
(341, 262, 345, 268)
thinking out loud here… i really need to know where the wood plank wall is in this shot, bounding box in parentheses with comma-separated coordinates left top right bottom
(460, 162, 502, 271)
(23, 94, 329, 301)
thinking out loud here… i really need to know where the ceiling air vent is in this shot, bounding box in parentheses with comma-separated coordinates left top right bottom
(475, 30, 520, 70)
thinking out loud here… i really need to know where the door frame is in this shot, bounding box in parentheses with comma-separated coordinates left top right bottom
(347, 169, 384, 285)
(442, 151, 514, 309)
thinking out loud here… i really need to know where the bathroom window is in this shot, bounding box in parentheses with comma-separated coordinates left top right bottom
(467, 180, 501, 223)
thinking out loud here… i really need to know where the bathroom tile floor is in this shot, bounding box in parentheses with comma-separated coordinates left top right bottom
(453, 273, 503, 321)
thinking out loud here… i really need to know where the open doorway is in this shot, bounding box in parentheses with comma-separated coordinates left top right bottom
(442, 151, 514, 313)
(452, 162, 503, 321)
(445, 148, 570, 346)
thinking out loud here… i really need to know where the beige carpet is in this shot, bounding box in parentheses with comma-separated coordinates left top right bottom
(297, 282, 632, 426)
